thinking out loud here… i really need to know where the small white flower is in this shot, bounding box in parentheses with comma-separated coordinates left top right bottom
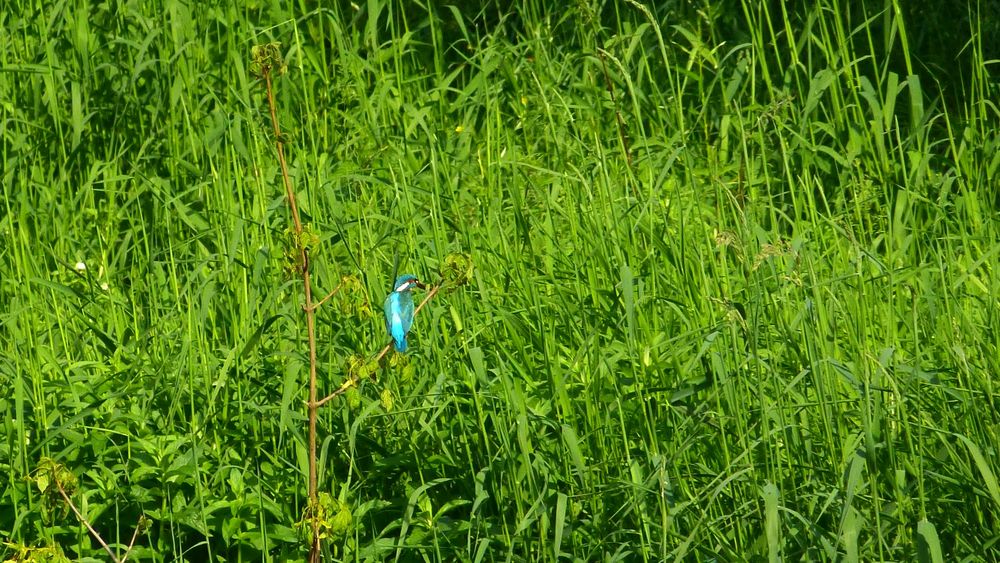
(100, 282, 109, 291)
(75, 261, 87, 272)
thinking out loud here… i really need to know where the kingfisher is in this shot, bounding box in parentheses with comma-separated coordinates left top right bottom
(383, 274, 424, 353)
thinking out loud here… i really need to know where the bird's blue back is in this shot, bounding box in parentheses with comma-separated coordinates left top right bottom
(384, 274, 417, 352)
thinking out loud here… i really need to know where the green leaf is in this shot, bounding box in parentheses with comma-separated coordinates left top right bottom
(917, 519, 944, 563)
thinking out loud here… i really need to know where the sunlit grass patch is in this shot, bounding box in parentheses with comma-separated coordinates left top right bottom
(1, 0, 998, 561)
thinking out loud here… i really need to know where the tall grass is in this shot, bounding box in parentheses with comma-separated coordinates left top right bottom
(2, 0, 998, 560)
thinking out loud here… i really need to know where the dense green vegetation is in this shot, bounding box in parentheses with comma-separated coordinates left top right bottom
(2, 0, 998, 560)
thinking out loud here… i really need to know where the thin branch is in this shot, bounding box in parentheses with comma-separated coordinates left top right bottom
(263, 73, 303, 233)
(597, 48, 633, 172)
(55, 480, 121, 563)
(307, 278, 346, 311)
(413, 283, 441, 317)
(120, 518, 145, 563)
(315, 284, 443, 408)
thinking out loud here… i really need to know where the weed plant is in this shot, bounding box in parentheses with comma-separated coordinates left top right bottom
(1, 0, 998, 561)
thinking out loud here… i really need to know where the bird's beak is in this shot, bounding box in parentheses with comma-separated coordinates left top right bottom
(413, 279, 426, 290)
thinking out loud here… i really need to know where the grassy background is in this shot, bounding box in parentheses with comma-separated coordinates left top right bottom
(2, 0, 999, 561)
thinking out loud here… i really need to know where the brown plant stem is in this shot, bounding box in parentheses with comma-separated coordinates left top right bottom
(261, 66, 322, 563)
(55, 480, 123, 563)
(309, 278, 346, 311)
(119, 520, 144, 563)
(597, 48, 633, 173)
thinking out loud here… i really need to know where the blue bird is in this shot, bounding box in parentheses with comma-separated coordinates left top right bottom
(383, 274, 424, 353)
